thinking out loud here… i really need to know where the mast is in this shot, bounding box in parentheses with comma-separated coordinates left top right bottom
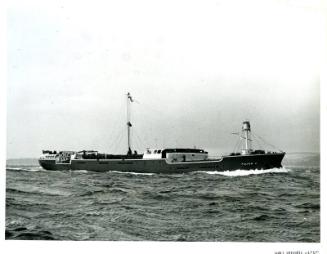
(126, 92, 133, 155)
(242, 121, 252, 154)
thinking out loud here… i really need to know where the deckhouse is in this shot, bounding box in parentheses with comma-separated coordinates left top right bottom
(143, 148, 208, 162)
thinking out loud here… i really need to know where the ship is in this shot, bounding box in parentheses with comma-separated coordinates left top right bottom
(39, 93, 285, 173)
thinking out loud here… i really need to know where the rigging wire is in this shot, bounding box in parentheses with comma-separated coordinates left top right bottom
(133, 128, 146, 150)
(252, 132, 283, 152)
(132, 99, 179, 148)
(106, 123, 123, 151)
(232, 136, 242, 153)
(231, 130, 283, 154)
(111, 128, 125, 153)
(129, 127, 141, 152)
(251, 134, 263, 150)
(105, 98, 126, 151)
(231, 133, 241, 153)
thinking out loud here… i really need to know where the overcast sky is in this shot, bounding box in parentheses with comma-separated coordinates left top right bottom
(6, 0, 323, 158)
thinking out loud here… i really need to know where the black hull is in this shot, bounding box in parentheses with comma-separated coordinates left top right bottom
(39, 153, 285, 173)
(221, 153, 284, 171)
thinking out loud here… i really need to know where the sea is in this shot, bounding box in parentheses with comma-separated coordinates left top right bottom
(5, 153, 320, 242)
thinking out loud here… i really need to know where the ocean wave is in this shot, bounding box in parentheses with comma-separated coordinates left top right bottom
(6, 228, 56, 240)
(70, 170, 88, 173)
(294, 202, 320, 209)
(7, 186, 71, 197)
(200, 167, 291, 176)
(5, 160, 320, 242)
(110, 171, 154, 176)
(7, 166, 46, 172)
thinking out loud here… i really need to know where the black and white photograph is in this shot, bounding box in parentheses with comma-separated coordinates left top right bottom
(1, 0, 326, 253)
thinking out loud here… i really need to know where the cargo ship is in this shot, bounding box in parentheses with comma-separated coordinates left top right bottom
(39, 93, 285, 173)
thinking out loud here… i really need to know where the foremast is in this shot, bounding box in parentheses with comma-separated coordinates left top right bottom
(126, 92, 133, 155)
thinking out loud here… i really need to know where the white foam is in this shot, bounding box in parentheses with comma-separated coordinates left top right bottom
(28, 186, 71, 196)
(201, 167, 291, 177)
(6, 167, 23, 170)
(7, 167, 46, 172)
(110, 171, 154, 176)
(70, 170, 88, 173)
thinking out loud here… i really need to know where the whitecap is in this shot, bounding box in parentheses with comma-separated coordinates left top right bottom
(200, 167, 291, 177)
(110, 171, 154, 176)
(7, 167, 23, 170)
(7, 167, 46, 172)
(70, 170, 88, 173)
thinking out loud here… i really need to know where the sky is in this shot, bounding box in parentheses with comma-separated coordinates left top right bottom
(5, 0, 324, 158)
